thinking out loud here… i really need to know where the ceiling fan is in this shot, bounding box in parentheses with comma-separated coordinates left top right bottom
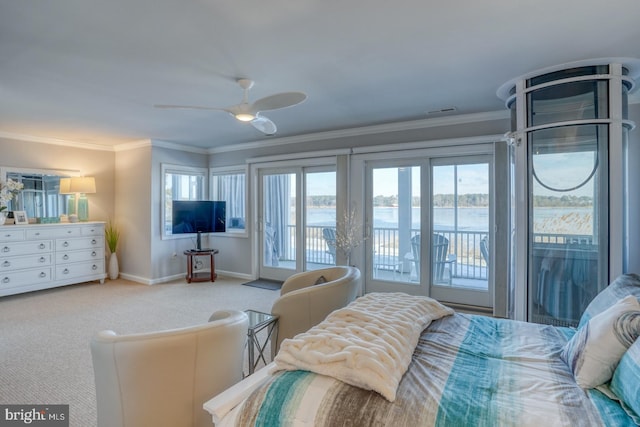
(155, 78, 307, 135)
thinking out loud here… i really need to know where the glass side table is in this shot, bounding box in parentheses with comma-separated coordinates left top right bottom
(245, 309, 279, 375)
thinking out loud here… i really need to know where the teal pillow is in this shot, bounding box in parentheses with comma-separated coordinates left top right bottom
(579, 274, 640, 329)
(611, 338, 640, 422)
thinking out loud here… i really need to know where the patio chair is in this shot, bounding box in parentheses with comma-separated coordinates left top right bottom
(410, 233, 455, 284)
(322, 227, 337, 264)
(480, 235, 489, 265)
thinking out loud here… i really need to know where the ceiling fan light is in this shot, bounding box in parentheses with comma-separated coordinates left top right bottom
(235, 113, 255, 122)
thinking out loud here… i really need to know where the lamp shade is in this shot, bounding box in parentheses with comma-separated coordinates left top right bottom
(69, 177, 96, 194)
(59, 178, 72, 194)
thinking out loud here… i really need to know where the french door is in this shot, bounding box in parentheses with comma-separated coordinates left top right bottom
(364, 155, 493, 307)
(258, 166, 336, 281)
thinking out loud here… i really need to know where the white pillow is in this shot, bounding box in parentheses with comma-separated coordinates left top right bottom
(561, 295, 640, 389)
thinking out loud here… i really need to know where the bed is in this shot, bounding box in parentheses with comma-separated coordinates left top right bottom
(204, 274, 640, 427)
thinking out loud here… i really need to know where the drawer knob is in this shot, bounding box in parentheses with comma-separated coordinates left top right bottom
(39, 243, 46, 249)
(39, 257, 46, 263)
(2, 277, 9, 284)
(63, 268, 69, 275)
(2, 246, 9, 253)
(91, 251, 97, 257)
(2, 261, 9, 267)
(92, 264, 98, 270)
(91, 239, 97, 245)
(63, 254, 69, 260)
(63, 241, 69, 247)
(39, 272, 46, 278)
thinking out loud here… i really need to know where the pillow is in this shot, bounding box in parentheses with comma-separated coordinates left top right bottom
(578, 273, 640, 328)
(610, 338, 640, 422)
(272, 292, 454, 401)
(313, 275, 328, 285)
(561, 295, 640, 389)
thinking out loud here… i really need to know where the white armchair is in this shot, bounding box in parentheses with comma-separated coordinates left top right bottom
(90, 309, 248, 427)
(271, 266, 362, 356)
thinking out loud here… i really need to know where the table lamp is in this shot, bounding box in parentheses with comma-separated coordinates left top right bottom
(58, 178, 75, 215)
(69, 177, 96, 221)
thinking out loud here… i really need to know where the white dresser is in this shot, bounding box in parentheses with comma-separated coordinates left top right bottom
(0, 222, 106, 297)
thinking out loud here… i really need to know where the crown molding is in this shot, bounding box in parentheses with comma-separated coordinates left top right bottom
(150, 139, 209, 154)
(208, 110, 510, 154)
(0, 131, 115, 151)
(112, 139, 152, 152)
(0, 109, 511, 154)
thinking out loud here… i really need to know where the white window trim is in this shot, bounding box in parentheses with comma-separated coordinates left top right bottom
(161, 163, 208, 240)
(210, 165, 249, 238)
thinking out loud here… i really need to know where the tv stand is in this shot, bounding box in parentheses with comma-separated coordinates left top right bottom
(183, 249, 219, 283)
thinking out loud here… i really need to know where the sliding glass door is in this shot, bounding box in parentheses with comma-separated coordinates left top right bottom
(429, 159, 492, 307)
(258, 166, 336, 281)
(365, 156, 492, 307)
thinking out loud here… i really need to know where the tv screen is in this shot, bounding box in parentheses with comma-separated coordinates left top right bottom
(172, 201, 226, 234)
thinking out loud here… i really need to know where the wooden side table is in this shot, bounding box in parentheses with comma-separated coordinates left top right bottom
(183, 249, 219, 283)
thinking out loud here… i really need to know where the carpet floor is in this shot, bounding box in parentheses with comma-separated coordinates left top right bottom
(0, 276, 279, 427)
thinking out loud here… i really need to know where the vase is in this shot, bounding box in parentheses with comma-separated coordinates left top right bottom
(108, 252, 119, 280)
(0, 212, 6, 226)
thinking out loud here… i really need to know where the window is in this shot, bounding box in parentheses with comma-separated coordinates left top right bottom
(162, 164, 207, 238)
(211, 168, 247, 235)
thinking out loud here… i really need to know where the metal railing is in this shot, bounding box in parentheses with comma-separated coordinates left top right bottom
(279, 225, 597, 282)
(284, 225, 489, 280)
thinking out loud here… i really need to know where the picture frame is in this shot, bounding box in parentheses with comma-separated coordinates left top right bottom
(14, 210, 28, 225)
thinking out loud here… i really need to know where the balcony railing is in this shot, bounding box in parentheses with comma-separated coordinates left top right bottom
(285, 225, 489, 280)
(279, 225, 595, 283)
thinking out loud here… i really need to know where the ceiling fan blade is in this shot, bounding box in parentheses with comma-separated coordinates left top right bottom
(251, 92, 307, 113)
(154, 104, 225, 111)
(250, 115, 277, 135)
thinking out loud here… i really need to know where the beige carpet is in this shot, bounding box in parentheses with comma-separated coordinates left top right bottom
(0, 277, 280, 427)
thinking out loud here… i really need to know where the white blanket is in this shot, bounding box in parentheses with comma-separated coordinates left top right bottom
(272, 292, 454, 401)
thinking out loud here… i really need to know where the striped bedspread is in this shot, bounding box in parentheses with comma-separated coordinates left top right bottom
(220, 313, 635, 427)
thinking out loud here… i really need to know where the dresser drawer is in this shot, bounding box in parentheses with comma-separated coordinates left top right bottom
(0, 254, 52, 272)
(0, 240, 52, 257)
(0, 268, 52, 290)
(56, 260, 104, 280)
(26, 228, 57, 239)
(53, 227, 81, 238)
(56, 236, 104, 251)
(56, 248, 104, 264)
(0, 229, 25, 242)
(81, 225, 104, 236)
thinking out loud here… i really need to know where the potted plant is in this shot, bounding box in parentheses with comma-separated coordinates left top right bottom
(105, 220, 120, 280)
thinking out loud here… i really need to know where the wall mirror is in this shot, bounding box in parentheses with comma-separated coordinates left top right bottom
(1, 167, 79, 220)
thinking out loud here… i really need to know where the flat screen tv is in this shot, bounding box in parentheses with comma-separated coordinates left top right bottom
(172, 200, 226, 250)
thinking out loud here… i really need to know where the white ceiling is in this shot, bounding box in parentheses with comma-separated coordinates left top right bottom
(2, 0, 640, 150)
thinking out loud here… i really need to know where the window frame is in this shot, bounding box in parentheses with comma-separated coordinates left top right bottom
(161, 163, 208, 240)
(210, 165, 249, 238)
